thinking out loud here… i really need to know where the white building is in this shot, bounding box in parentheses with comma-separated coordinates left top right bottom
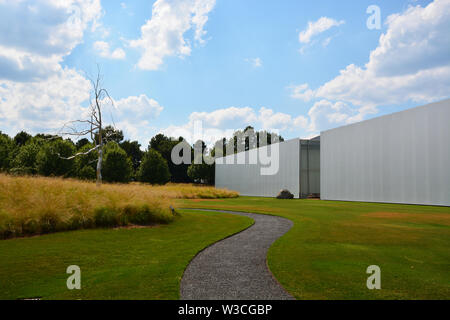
(321, 99, 450, 206)
(215, 99, 450, 206)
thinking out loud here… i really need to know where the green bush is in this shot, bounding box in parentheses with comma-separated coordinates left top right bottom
(94, 207, 119, 228)
(78, 165, 96, 180)
(0, 212, 15, 239)
(11, 142, 41, 174)
(74, 143, 98, 179)
(137, 149, 171, 185)
(187, 161, 215, 185)
(122, 204, 173, 225)
(69, 212, 95, 230)
(36, 140, 75, 177)
(102, 142, 133, 183)
(39, 212, 62, 234)
(0, 134, 14, 171)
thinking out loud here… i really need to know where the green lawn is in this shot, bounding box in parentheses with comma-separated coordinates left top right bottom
(177, 197, 450, 299)
(1, 197, 449, 300)
(0, 209, 252, 300)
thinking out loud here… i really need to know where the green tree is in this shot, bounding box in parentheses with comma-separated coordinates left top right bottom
(36, 140, 76, 177)
(102, 142, 133, 183)
(75, 138, 90, 150)
(95, 125, 124, 144)
(14, 131, 32, 147)
(149, 134, 192, 183)
(120, 140, 143, 173)
(137, 149, 170, 185)
(10, 142, 41, 174)
(187, 160, 215, 185)
(0, 133, 14, 171)
(74, 143, 98, 180)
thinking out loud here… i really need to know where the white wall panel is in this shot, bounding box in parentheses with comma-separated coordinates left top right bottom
(321, 99, 450, 206)
(215, 139, 300, 198)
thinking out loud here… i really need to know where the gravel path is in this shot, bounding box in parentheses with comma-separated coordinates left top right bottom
(180, 209, 294, 300)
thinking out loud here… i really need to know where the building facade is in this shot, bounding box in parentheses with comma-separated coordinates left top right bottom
(215, 99, 450, 206)
(320, 99, 450, 206)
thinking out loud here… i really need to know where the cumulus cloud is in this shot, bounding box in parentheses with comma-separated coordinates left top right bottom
(291, 0, 450, 133)
(316, 0, 450, 108)
(289, 83, 315, 102)
(0, 0, 102, 82)
(129, 0, 216, 70)
(160, 106, 311, 146)
(110, 95, 163, 145)
(0, 0, 103, 136)
(93, 41, 126, 59)
(299, 17, 344, 44)
(0, 0, 162, 144)
(0, 68, 91, 135)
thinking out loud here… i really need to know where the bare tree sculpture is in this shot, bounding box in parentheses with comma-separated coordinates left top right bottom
(58, 67, 114, 186)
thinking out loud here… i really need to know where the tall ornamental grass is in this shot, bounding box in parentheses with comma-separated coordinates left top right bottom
(0, 174, 238, 239)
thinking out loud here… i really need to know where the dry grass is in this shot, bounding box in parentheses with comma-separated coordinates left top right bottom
(0, 174, 238, 239)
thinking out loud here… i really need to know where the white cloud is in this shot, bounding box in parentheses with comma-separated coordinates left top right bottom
(367, 0, 450, 77)
(0, 0, 103, 136)
(315, 0, 450, 108)
(0, 0, 165, 147)
(289, 84, 315, 102)
(0, 0, 102, 81)
(93, 41, 126, 59)
(291, 0, 450, 134)
(160, 106, 312, 146)
(299, 17, 344, 44)
(97, 94, 164, 146)
(129, 0, 216, 70)
(0, 68, 91, 135)
(113, 94, 164, 119)
(306, 100, 358, 133)
(246, 57, 262, 68)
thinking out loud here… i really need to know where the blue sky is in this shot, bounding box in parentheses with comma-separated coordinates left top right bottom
(0, 0, 449, 147)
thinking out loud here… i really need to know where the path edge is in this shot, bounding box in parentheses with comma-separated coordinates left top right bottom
(177, 208, 256, 300)
(178, 208, 295, 300)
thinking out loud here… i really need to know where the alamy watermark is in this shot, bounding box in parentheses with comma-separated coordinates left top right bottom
(66, 265, 81, 290)
(367, 5, 381, 30)
(366, 265, 381, 290)
(170, 121, 281, 176)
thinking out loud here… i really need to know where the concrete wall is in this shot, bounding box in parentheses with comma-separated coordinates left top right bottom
(320, 99, 450, 206)
(215, 138, 300, 198)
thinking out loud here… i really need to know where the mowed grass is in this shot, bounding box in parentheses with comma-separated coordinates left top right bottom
(0, 174, 238, 239)
(0, 209, 252, 300)
(177, 197, 450, 299)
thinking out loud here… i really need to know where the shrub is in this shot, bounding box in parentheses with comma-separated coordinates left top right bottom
(187, 162, 215, 185)
(102, 142, 133, 183)
(78, 165, 96, 181)
(0, 134, 14, 171)
(74, 143, 98, 179)
(36, 140, 75, 177)
(94, 207, 119, 228)
(137, 149, 171, 185)
(11, 142, 41, 174)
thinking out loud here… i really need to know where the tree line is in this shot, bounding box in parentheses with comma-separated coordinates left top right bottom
(0, 126, 283, 185)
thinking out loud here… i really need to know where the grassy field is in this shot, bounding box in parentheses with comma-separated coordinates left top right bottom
(177, 197, 450, 299)
(1, 187, 448, 300)
(0, 209, 252, 300)
(0, 174, 238, 239)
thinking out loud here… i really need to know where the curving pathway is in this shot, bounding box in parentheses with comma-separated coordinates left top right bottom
(180, 209, 294, 300)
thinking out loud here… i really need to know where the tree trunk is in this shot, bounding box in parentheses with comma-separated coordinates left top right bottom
(96, 146, 103, 186)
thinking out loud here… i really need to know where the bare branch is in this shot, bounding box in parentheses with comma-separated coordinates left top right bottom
(57, 145, 100, 160)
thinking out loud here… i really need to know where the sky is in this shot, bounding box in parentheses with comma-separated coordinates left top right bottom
(0, 0, 449, 147)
